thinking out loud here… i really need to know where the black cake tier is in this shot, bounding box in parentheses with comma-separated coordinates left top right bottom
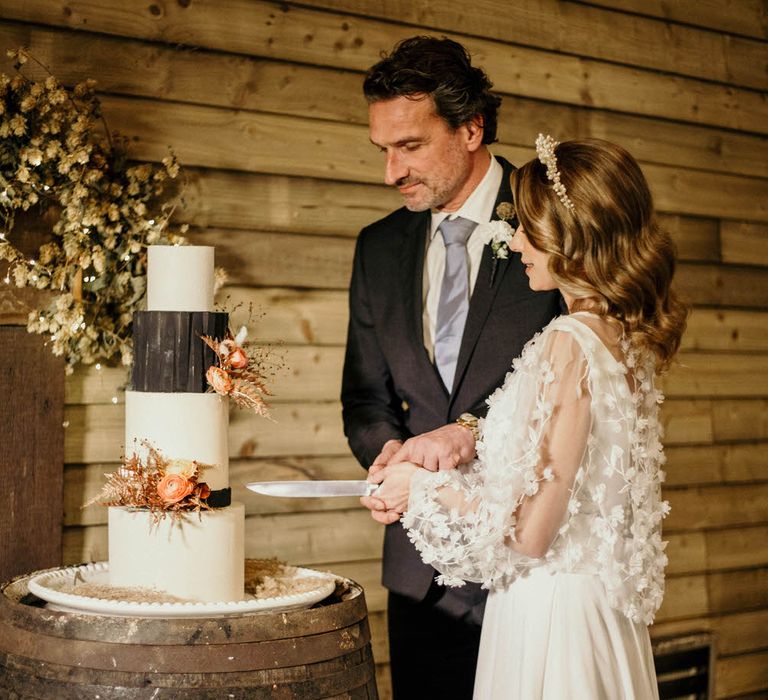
(131, 311, 228, 393)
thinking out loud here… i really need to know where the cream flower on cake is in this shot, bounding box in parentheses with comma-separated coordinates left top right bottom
(164, 458, 198, 479)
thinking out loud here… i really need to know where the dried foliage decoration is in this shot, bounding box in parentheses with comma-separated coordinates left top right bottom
(85, 443, 212, 521)
(0, 48, 187, 372)
(202, 325, 277, 416)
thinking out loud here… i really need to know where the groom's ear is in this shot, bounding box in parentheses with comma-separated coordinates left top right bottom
(463, 115, 485, 152)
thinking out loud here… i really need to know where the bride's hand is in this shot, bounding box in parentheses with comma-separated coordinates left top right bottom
(361, 461, 419, 524)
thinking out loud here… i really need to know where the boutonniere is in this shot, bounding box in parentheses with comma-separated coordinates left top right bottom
(481, 202, 516, 285)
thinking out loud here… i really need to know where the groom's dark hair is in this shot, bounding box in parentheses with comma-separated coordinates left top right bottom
(363, 36, 501, 144)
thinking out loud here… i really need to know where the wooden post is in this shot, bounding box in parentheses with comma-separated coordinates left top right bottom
(0, 287, 64, 583)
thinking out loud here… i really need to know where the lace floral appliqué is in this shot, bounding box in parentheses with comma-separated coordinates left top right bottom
(403, 316, 670, 625)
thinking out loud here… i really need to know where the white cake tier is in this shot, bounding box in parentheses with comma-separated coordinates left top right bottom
(108, 503, 245, 602)
(147, 245, 215, 312)
(125, 391, 229, 491)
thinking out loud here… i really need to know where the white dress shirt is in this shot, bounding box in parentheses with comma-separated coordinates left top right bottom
(423, 155, 504, 359)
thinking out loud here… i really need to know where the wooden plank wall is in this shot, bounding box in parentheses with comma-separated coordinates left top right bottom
(1, 1, 766, 696)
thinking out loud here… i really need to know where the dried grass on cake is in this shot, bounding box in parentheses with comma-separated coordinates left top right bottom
(50, 579, 189, 604)
(245, 558, 335, 599)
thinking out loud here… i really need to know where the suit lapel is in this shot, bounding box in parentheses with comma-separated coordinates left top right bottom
(449, 157, 516, 402)
(399, 211, 427, 345)
(399, 211, 448, 396)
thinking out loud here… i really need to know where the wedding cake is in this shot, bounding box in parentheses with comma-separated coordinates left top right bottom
(107, 245, 245, 603)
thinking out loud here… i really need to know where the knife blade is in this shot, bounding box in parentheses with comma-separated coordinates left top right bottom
(246, 480, 379, 498)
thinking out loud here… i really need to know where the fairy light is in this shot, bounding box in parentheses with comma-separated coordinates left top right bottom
(43, 185, 50, 191)
(148, 219, 155, 225)
(95, 363, 102, 371)
(111, 396, 118, 404)
(123, 254, 130, 261)
(0, 232, 6, 240)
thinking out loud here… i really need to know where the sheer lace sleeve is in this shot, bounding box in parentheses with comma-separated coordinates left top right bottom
(402, 328, 592, 589)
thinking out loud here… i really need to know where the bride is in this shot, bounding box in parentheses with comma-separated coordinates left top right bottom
(365, 136, 688, 699)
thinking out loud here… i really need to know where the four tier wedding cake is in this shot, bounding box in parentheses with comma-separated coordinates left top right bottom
(107, 245, 245, 603)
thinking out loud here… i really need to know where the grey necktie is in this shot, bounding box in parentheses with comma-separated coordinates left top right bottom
(434, 216, 477, 390)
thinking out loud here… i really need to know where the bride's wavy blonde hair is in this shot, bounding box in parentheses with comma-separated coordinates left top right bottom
(512, 138, 688, 372)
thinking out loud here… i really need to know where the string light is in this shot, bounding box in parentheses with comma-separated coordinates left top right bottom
(95, 363, 102, 371)
(111, 396, 118, 404)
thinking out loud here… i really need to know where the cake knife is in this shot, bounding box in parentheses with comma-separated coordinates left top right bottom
(246, 480, 380, 498)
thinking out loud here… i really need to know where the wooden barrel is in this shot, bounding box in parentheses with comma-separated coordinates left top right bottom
(0, 568, 378, 699)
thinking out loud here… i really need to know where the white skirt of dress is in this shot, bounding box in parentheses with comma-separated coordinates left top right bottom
(473, 568, 659, 700)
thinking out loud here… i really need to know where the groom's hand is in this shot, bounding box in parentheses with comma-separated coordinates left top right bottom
(388, 424, 475, 472)
(371, 438, 403, 468)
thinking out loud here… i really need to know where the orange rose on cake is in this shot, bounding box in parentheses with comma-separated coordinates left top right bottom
(227, 345, 248, 369)
(206, 365, 233, 395)
(157, 474, 195, 504)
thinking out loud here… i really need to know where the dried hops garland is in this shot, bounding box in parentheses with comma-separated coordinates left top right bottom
(0, 48, 187, 372)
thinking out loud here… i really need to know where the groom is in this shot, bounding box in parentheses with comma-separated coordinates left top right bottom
(341, 37, 561, 698)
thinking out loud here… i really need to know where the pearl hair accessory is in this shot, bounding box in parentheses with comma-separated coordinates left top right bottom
(535, 134, 576, 213)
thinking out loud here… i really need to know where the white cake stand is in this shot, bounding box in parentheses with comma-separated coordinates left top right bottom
(28, 562, 337, 618)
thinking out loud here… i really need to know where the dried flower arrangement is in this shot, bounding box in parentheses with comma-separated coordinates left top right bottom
(244, 559, 334, 599)
(85, 443, 213, 519)
(202, 325, 275, 416)
(0, 48, 187, 373)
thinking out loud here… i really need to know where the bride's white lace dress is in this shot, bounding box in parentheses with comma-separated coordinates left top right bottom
(403, 313, 667, 699)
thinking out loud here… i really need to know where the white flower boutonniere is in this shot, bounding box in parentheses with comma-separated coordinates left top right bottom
(482, 201, 516, 286)
(479, 219, 515, 260)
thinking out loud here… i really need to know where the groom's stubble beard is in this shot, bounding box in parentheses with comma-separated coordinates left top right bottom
(397, 138, 472, 212)
(398, 173, 466, 212)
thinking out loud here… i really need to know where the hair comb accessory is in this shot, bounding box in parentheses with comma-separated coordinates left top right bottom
(535, 134, 575, 212)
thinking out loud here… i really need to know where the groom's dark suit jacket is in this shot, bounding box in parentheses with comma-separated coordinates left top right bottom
(341, 156, 561, 618)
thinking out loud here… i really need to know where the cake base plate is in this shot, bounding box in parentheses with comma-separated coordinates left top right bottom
(28, 562, 337, 618)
